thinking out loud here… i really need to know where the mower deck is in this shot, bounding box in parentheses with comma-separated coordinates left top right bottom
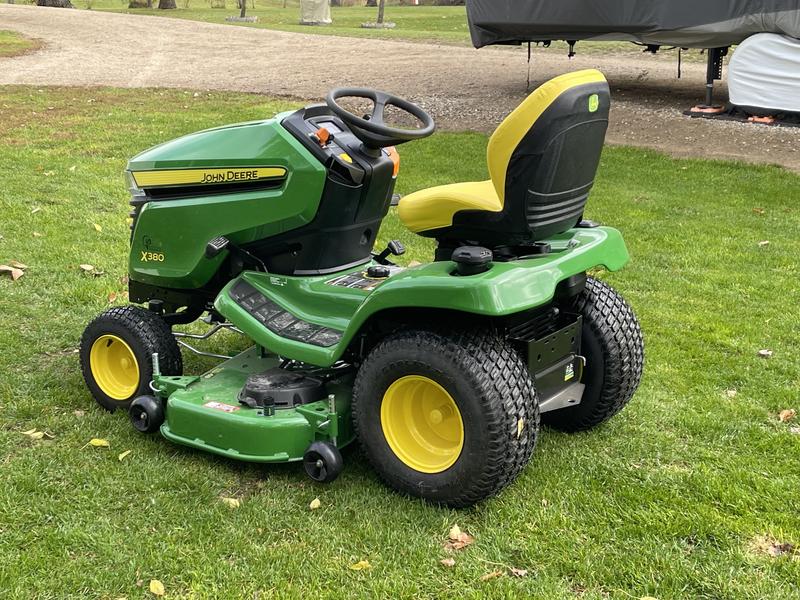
(157, 347, 355, 462)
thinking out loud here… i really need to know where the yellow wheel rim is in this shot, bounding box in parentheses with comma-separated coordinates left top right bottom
(380, 375, 464, 473)
(89, 334, 140, 400)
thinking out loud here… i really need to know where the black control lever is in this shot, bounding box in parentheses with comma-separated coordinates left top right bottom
(205, 236, 230, 258)
(375, 239, 406, 265)
(205, 235, 269, 274)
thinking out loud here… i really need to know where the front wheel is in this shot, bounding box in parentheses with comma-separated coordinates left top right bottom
(352, 329, 539, 508)
(80, 306, 183, 412)
(543, 277, 644, 432)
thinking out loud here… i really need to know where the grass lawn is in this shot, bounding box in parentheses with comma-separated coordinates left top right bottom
(1, 86, 799, 599)
(0, 29, 41, 58)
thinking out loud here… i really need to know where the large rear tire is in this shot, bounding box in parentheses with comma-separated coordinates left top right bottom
(352, 329, 538, 508)
(543, 277, 644, 432)
(80, 306, 183, 412)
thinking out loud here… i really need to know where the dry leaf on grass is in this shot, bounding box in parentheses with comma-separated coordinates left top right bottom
(753, 207, 766, 215)
(0, 265, 24, 281)
(445, 524, 475, 551)
(31, 207, 41, 214)
(148, 579, 165, 596)
(33, 232, 43, 238)
(725, 389, 738, 399)
(8, 260, 27, 269)
(79, 264, 95, 272)
(480, 570, 503, 581)
(757, 349, 773, 358)
(118, 450, 132, 462)
(509, 567, 528, 577)
(779, 409, 796, 423)
(440, 558, 455, 568)
(93, 223, 102, 232)
(221, 497, 241, 509)
(349, 559, 371, 571)
(84, 438, 110, 449)
(758, 240, 770, 248)
(309, 497, 321, 510)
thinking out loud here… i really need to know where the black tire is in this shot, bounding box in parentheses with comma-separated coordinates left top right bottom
(543, 277, 644, 432)
(129, 395, 165, 434)
(303, 441, 344, 483)
(80, 305, 182, 412)
(352, 328, 539, 508)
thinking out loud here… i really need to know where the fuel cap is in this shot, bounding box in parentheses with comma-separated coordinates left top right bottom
(452, 246, 493, 276)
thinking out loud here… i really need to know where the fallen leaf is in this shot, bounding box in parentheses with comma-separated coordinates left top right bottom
(22, 428, 37, 435)
(108, 291, 118, 304)
(118, 450, 132, 462)
(79, 264, 95, 272)
(349, 559, 371, 571)
(779, 409, 796, 423)
(86, 438, 110, 448)
(29, 431, 45, 440)
(445, 525, 475, 551)
(33, 232, 43, 237)
(149, 579, 165, 596)
(73, 410, 85, 417)
(758, 240, 770, 248)
(408, 260, 423, 267)
(541, 498, 549, 507)
(509, 567, 528, 577)
(8, 260, 27, 269)
(309, 497, 321, 510)
(31, 207, 41, 214)
(221, 497, 241, 509)
(69, 165, 77, 172)
(480, 570, 503, 581)
(790, 426, 800, 435)
(93, 223, 102, 232)
(440, 558, 455, 568)
(516, 418, 524, 438)
(43, 171, 54, 177)
(753, 207, 765, 215)
(640, 597, 659, 600)
(0, 265, 24, 280)
(725, 389, 738, 399)
(758, 349, 773, 358)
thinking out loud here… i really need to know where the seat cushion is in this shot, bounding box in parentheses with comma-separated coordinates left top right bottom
(397, 180, 502, 234)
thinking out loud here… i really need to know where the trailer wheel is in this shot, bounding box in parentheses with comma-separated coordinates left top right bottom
(544, 277, 644, 432)
(353, 328, 538, 508)
(80, 306, 182, 412)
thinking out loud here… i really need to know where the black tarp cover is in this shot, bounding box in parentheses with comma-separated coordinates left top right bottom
(466, 1, 800, 48)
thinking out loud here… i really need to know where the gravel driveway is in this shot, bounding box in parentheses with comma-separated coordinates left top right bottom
(1, 4, 798, 171)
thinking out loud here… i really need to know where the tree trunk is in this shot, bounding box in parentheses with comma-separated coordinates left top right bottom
(239, 0, 246, 17)
(376, 0, 385, 24)
(158, 0, 176, 8)
(365, 0, 376, 6)
(36, 0, 74, 6)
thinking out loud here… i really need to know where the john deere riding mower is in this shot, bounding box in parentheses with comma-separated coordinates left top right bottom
(80, 70, 644, 507)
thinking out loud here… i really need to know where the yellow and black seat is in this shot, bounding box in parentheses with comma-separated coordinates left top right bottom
(398, 70, 610, 246)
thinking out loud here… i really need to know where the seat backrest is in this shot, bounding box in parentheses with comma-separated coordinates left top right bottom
(486, 69, 610, 240)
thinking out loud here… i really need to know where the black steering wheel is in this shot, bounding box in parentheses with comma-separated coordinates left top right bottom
(325, 88, 435, 150)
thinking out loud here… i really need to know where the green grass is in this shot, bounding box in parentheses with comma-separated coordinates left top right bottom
(1, 86, 799, 599)
(0, 29, 41, 58)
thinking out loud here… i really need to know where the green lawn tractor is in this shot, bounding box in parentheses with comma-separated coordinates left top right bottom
(80, 69, 644, 507)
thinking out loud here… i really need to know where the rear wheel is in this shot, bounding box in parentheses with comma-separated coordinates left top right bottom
(352, 329, 538, 507)
(80, 306, 182, 412)
(543, 277, 644, 432)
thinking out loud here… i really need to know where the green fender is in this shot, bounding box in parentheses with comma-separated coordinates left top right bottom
(215, 226, 629, 367)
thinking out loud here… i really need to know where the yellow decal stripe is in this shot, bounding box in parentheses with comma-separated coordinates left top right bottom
(131, 167, 287, 188)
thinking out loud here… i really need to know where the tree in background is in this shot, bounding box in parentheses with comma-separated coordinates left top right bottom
(158, 0, 177, 8)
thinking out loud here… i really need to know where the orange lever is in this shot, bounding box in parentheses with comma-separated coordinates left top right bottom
(315, 127, 331, 147)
